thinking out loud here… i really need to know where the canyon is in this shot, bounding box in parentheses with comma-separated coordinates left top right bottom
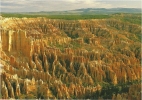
(0, 16, 141, 99)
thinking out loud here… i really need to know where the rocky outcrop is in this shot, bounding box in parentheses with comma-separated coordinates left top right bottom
(0, 17, 141, 99)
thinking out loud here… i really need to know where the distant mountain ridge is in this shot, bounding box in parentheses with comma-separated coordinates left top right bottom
(37, 8, 141, 15)
(1, 8, 141, 15)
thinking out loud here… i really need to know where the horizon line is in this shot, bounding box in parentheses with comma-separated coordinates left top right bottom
(1, 7, 141, 13)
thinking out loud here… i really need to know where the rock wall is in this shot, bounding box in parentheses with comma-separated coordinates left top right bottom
(1, 29, 33, 58)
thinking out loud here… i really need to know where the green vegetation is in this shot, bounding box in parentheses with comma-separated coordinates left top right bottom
(84, 38, 90, 44)
(71, 41, 81, 49)
(1, 13, 141, 26)
(121, 16, 141, 25)
(65, 32, 79, 39)
(1, 13, 110, 20)
(85, 80, 141, 99)
(1, 13, 42, 18)
(1, 12, 141, 26)
(46, 15, 111, 20)
(54, 43, 65, 52)
(112, 13, 141, 25)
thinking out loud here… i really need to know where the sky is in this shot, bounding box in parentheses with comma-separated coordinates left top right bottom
(0, 0, 141, 12)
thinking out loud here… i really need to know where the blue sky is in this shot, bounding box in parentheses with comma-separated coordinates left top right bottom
(1, 0, 141, 12)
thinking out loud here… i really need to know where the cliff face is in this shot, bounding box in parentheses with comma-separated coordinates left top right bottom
(0, 17, 141, 99)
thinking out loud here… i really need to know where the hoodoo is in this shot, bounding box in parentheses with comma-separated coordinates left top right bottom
(0, 17, 141, 99)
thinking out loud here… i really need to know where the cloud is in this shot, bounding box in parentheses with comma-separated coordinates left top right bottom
(1, 0, 141, 12)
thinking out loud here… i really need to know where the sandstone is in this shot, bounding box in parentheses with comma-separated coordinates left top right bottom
(0, 17, 141, 99)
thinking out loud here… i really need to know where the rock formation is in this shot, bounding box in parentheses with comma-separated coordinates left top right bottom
(0, 17, 141, 99)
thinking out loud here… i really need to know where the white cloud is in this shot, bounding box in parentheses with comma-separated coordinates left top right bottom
(1, 0, 141, 12)
(67, 0, 77, 2)
(1, 5, 23, 9)
(84, 0, 94, 4)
